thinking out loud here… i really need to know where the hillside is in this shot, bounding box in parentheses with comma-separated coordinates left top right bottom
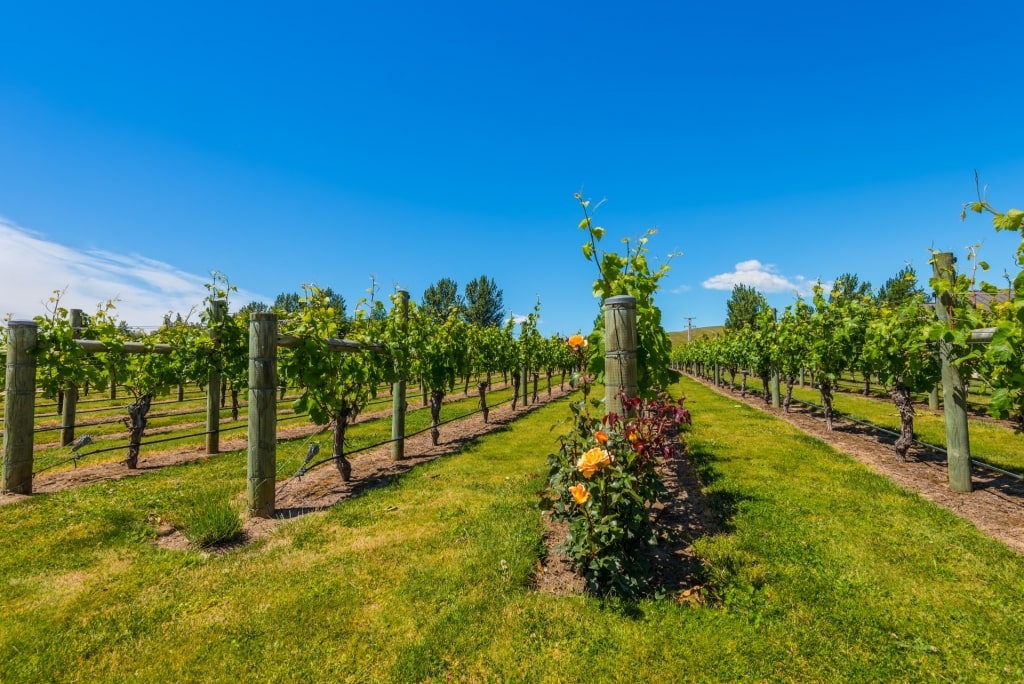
(668, 325, 724, 347)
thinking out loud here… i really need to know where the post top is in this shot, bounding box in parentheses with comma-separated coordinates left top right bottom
(604, 295, 636, 307)
(7, 320, 38, 328)
(250, 312, 278, 321)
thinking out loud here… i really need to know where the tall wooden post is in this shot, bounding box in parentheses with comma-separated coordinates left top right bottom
(928, 385, 940, 411)
(932, 252, 972, 493)
(770, 308, 780, 408)
(60, 309, 82, 446)
(604, 295, 637, 417)
(519, 322, 529, 408)
(248, 313, 278, 517)
(3, 321, 37, 494)
(391, 290, 409, 460)
(206, 299, 226, 455)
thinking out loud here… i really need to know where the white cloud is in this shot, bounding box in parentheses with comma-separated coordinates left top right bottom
(0, 218, 269, 326)
(669, 284, 692, 295)
(701, 259, 815, 295)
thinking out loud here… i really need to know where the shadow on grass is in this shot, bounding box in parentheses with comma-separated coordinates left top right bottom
(646, 440, 755, 599)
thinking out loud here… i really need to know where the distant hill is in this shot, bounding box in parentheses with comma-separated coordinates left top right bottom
(668, 326, 724, 347)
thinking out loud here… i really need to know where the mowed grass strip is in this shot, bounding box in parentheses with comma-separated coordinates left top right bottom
(2, 377, 1023, 682)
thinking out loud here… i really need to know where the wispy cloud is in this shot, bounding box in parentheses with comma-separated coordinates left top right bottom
(0, 218, 269, 326)
(508, 312, 531, 325)
(702, 259, 815, 296)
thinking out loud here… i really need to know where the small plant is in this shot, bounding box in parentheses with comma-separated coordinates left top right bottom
(541, 337, 691, 597)
(179, 500, 244, 548)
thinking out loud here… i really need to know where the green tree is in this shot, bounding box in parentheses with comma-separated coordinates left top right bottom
(273, 292, 302, 314)
(831, 272, 873, 301)
(876, 265, 923, 309)
(421, 277, 464, 322)
(463, 275, 504, 327)
(724, 284, 768, 331)
(237, 300, 269, 316)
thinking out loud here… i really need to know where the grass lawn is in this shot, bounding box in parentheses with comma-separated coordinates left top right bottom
(2, 376, 1023, 682)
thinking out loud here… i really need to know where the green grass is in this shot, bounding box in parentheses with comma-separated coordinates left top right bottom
(177, 498, 244, 548)
(781, 383, 1024, 476)
(2, 377, 1023, 681)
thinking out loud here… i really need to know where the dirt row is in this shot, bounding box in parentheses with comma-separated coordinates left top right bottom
(0, 384, 573, 525)
(689, 375, 1024, 556)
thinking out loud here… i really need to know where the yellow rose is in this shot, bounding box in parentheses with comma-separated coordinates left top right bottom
(577, 447, 612, 479)
(569, 484, 590, 505)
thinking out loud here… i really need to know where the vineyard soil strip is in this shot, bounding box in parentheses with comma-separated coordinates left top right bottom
(785, 394, 1023, 483)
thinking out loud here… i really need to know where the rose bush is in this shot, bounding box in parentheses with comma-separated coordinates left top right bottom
(541, 344, 691, 597)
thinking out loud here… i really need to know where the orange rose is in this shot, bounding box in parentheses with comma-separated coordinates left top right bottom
(627, 431, 638, 443)
(577, 447, 612, 479)
(569, 483, 590, 505)
(567, 333, 587, 349)
(595, 430, 609, 445)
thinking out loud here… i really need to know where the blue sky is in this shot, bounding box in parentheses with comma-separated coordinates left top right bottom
(2, 1, 1024, 334)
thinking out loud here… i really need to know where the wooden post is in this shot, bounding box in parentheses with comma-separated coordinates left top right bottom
(770, 308, 780, 408)
(3, 321, 37, 494)
(519, 322, 529, 408)
(391, 290, 409, 460)
(206, 299, 226, 455)
(928, 385, 940, 411)
(60, 309, 82, 447)
(248, 313, 278, 517)
(932, 252, 972, 493)
(604, 295, 637, 417)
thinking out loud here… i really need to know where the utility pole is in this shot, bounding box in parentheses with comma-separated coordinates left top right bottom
(684, 316, 696, 342)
